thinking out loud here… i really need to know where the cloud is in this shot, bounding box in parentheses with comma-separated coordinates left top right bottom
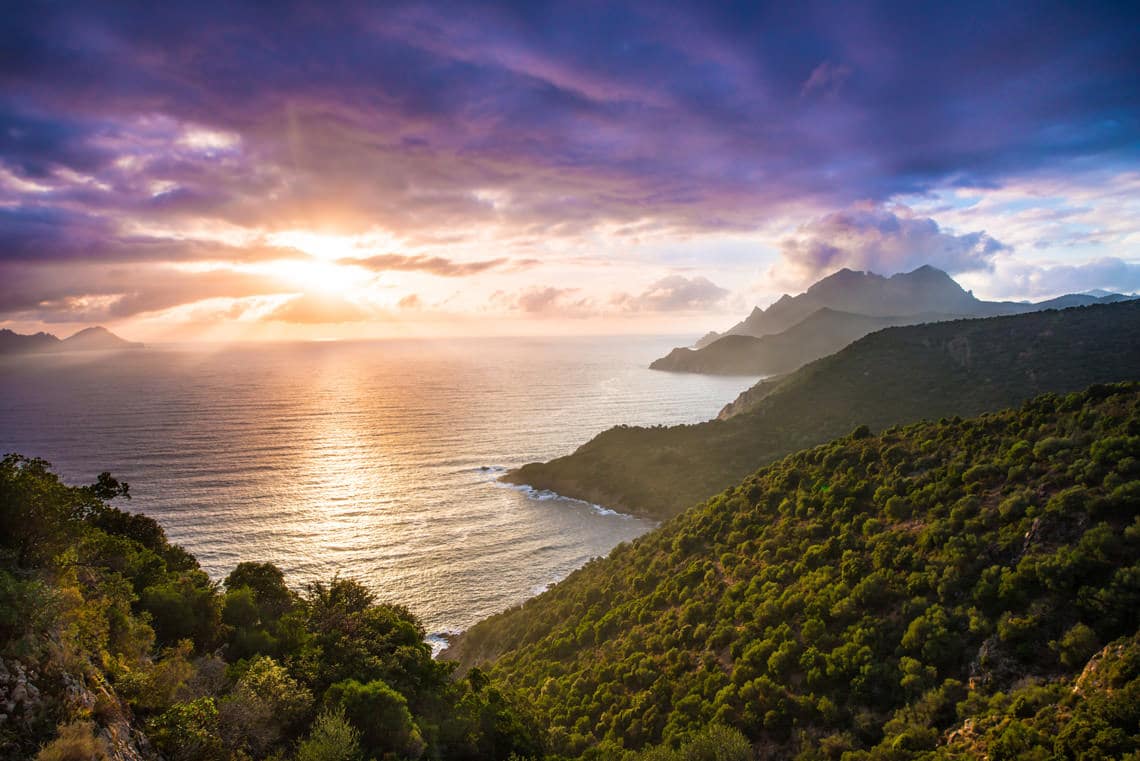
(775, 205, 1008, 285)
(488, 286, 595, 317)
(1, 2, 1136, 244)
(266, 294, 374, 323)
(801, 61, 853, 97)
(397, 293, 422, 309)
(969, 256, 1140, 299)
(0, 3, 1138, 327)
(338, 253, 530, 277)
(0, 263, 291, 321)
(614, 275, 730, 312)
(0, 206, 307, 264)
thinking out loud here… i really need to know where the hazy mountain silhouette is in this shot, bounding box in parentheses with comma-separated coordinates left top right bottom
(0, 326, 142, 354)
(651, 308, 970, 375)
(693, 265, 1132, 348)
(661, 266, 1135, 375)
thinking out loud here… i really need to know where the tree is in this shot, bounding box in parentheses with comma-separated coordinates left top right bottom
(327, 679, 425, 760)
(295, 709, 362, 761)
(218, 655, 313, 757)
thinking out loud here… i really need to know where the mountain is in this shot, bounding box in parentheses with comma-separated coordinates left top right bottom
(58, 326, 142, 351)
(0, 326, 142, 354)
(684, 267, 1132, 371)
(693, 266, 988, 348)
(0, 329, 61, 354)
(506, 300, 1140, 520)
(651, 309, 968, 376)
(447, 383, 1140, 759)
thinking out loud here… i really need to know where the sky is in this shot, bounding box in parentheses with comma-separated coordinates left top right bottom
(1, 1, 1138, 340)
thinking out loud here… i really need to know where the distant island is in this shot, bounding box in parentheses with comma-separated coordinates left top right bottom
(651, 265, 1135, 375)
(0, 326, 143, 354)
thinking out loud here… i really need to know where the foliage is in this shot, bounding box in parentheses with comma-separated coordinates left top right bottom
(295, 709, 363, 761)
(452, 383, 1140, 758)
(0, 453, 545, 760)
(514, 301, 1140, 519)
(35, 720, 109, 761)
(6, 376, 1140, 760)
(630, 724, 752, 761)
(327, 678, 425, 759)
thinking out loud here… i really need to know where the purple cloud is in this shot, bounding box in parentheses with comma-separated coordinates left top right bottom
(0, 264, 291, 320)
(777, 206, 1008, 285)
(0, 1, 1137, 322)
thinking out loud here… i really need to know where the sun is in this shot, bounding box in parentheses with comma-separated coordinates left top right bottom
(273, 258, 367, 295)
(268, 231, 361, 262)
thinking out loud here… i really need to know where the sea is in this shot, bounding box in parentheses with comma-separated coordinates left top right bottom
(0, 336, 756, 649)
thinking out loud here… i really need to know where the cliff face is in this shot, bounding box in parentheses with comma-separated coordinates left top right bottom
(2, 656, 154, 761)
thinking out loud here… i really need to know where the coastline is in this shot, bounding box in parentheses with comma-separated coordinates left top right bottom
(497, 466, 654, 522)
(436, 472, 657, 664)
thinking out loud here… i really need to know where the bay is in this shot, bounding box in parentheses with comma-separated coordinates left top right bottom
(0, 336, 755, 645)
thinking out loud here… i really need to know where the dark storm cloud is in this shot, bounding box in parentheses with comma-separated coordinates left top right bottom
(1, 0, 1138, 316)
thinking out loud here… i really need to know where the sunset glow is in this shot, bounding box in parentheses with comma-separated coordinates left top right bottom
(0, 2, 1137, 341)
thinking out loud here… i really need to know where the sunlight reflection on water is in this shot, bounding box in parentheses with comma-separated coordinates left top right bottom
(0, 336, 757, 638)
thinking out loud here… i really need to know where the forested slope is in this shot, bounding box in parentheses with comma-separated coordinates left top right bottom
(0, 457, 543, 760)
(510, 301, 1140, 520)
(452, 383, 1140, 759)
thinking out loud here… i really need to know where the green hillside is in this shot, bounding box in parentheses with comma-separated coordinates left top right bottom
(449, 383, 1140, 759)
(509, 301, 1140, 520)
(0, 457, 543, 760)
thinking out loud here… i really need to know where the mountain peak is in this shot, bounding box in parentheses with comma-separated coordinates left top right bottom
(60, 326, 141, 350)
(66, 326, 115, 339)
(900, 264, 955, 282)
(718, 265, 982, 339)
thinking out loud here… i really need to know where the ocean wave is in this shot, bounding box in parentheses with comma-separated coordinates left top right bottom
(426, 629, 463, 658)
(487, 476, 633, 519)
(531, 580, 558, 596)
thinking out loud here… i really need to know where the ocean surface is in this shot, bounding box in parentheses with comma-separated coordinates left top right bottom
(0, 336, 756, 647)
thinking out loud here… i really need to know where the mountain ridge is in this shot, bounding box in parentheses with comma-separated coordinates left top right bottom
(0, 326, 142, 354)
(651, 308, 973, 376)
(508, 301, 1140, 520)
(688, 267, 1133, 363)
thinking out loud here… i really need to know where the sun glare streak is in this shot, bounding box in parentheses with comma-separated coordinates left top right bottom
(267, 230, 407, 262)
(266, 258, 371, 294)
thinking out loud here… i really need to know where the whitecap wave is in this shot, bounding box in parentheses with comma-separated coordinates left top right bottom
(426, 629, 463, 658)
(489, 478, 633, 519)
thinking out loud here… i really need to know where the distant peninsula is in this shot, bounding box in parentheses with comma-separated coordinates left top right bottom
(652, 265, 1136, 375)
(0, 326, 143, 354)
(512, 300, 1140, 520)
